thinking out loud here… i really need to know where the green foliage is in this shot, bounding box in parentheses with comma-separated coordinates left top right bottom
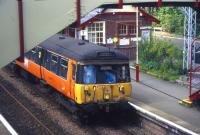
(139, 38, 183, 80)
(152, 7, 184, 35)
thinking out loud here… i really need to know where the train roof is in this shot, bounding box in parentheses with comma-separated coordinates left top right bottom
(39, 34, 129, 63)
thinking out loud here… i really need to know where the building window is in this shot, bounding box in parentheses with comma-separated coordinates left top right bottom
(129, 25, 136, 35)
(87, 22, 105, 44)
(119, 24, 128, 35)
(118, 24, 136, 36)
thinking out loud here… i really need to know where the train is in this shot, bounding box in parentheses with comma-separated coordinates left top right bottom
(13, 34, 132, 118)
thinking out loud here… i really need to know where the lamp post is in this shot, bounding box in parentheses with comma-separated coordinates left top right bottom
(136, 6, 139, 82)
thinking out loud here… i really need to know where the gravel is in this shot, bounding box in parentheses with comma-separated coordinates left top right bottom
(0, 67, 152, 135)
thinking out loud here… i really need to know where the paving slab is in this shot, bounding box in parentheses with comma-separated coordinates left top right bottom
(130, 69, 200, 133)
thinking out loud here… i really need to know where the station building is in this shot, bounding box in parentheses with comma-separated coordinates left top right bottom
(64, 6, 160, 60)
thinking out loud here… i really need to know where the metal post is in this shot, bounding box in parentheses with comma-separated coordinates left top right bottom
(76, 0, 81, 28)
(118, 0, 123, 9)
(17, 0, 25, 62)
(189, 38, 198, 97)
(136, 6, 139, 82)
(189, 40, 193, 97)
(195, 0, 199, 8)
(157, 0, 162, 7)
(181, 7, 197, 72)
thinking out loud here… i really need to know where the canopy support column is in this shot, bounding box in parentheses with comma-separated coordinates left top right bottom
(18, 0, 25, 62)
(118, 0, 123, 9)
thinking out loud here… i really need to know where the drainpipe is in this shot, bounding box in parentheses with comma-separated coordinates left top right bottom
(18, 0, 25, 62)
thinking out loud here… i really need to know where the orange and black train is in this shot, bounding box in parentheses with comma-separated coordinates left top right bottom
(14, 34, 132, 112)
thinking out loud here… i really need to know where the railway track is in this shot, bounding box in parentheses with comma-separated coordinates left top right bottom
(0, 66, 198, 135)
(0, 67, 152, 135)
(0, 75, 68, 135)
(0, 81, 54, 135)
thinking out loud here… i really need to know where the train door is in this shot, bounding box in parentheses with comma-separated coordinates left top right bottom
(69, 61, 77, 100)
(42, 51, 70, 96)
(59, 57, 70, 97)
(43, 52, 59, 89)
(41, 49, 48, 81)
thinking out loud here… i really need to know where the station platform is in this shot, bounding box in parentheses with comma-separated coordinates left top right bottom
(0, 114, 18, 135)
(130, 68, 200, 134)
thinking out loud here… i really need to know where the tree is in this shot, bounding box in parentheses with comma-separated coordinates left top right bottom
(152, 7, 184, 35)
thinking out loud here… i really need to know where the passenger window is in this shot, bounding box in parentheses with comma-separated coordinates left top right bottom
(29, 47, 42, 64)
(50, 54, 58, 74)
(30, 48, 37, 62)
(59, 58, 68, 79)
(35, 47, 42, 64)
(43, 51, 50, 70)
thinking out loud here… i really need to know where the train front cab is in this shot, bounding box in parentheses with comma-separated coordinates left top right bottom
(74, 62, 132, 108)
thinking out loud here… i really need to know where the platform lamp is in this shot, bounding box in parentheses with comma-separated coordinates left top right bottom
(136, 6, 139, 82)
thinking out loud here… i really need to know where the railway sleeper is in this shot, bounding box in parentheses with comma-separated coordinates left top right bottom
(52, 91, 90, 124)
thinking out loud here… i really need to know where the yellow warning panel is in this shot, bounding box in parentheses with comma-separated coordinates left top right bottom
(179, 99, 193, 107)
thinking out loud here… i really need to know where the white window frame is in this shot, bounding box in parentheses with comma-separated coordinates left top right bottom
(86, 21, 106, 44)
(129, 24, 136, 35)
(119, 24, 128, 36)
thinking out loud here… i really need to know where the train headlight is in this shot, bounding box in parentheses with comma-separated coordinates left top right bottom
(84, 86, 91, 96)
(93, 86, 96, 91)
(104, 94, 110, 100)
(119, 86, 125, 94)
(84, 86, 89, 91)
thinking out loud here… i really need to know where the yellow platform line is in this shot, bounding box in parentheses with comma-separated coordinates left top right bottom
(179, 99, 193, 107)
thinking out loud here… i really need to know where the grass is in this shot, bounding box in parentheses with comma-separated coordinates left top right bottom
(139, 65, 180, 81)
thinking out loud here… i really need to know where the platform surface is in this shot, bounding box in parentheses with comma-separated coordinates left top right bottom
(130, 69, 200, 133)
(0, 114, 17, 135)
(0, 122, 11, 135)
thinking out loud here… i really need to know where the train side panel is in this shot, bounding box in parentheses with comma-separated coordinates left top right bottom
(15, 48, 78, 101)
(16, 59, 41, 79)
(41, 67, 69, 96)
